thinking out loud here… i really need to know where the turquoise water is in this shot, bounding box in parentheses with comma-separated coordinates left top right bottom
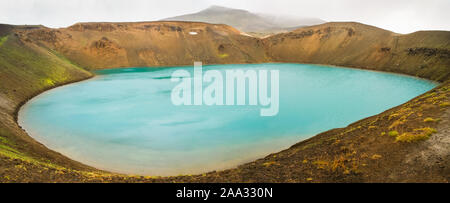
(19, 63, 437, 176)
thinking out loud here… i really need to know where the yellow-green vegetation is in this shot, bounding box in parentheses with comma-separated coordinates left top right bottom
(44, 79, 55, 86)
(388, 113, 400, 120)
(0, 129, 66, 172)
(388, 131, 399, 137)
(440, 102, 450, 107)
(218, 53, 229, 58)
(371, 154, 382, 160)
(389, 107, 414, 129)
(382, 83, 448, 144)
(0, 33, 95, 182)
(0, 128, 152, 182)
(313, 160, 329, 169)
(0, 35, 8, 46)
(0, 34, 91, 103)
(422, 92, 437, 99)
(423, 117, 437, 122)
(395, 127, 437, 143)
(262, 161, 279, 167)
(0, 22, 448, 182)
(0, 130, 17, 154)
(308, 151, 362, 175)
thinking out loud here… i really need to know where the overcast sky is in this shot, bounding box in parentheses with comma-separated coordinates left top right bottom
(0, 0, 448, 34)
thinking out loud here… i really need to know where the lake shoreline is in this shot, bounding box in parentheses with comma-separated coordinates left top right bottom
(1, 21, 448, 182)
(15, 63, 440, 177)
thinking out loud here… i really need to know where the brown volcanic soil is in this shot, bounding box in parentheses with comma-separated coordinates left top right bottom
(265, 22, 450, 82)
(167, 83, 450, 183)
(0, 21, 449, 182)
(19, 21, 269, 69)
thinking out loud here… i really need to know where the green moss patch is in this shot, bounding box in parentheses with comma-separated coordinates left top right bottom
(0, 35, 8, 46)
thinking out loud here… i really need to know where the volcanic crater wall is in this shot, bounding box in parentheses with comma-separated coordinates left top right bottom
(17, 21, 450, 81)
(264, 22, 450, 82)
(17, 21, 269, 69)
(0, 21, 449, 182)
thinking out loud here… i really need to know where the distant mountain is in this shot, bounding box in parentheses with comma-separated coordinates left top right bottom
(162, 5, 325, 34)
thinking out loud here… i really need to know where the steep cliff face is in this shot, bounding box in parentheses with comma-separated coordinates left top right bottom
(19, 21, 269, 70)
(264, 22, 450, 81)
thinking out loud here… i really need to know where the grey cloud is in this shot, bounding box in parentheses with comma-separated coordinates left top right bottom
(0, 0, 448, 33)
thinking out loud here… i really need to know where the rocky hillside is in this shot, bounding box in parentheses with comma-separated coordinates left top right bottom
(265, 22, 450, 82)
(18, 21, 269, 70)
(0, 21, 449, 182)
(20, 21, 450, 81)
(0, 24, 96, 180)
(163, 5, 325, 35)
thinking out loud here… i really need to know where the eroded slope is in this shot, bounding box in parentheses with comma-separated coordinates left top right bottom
(0, 22, 449, 182)
(264, 22, 450, 81)
(19, 21, 269, 69)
